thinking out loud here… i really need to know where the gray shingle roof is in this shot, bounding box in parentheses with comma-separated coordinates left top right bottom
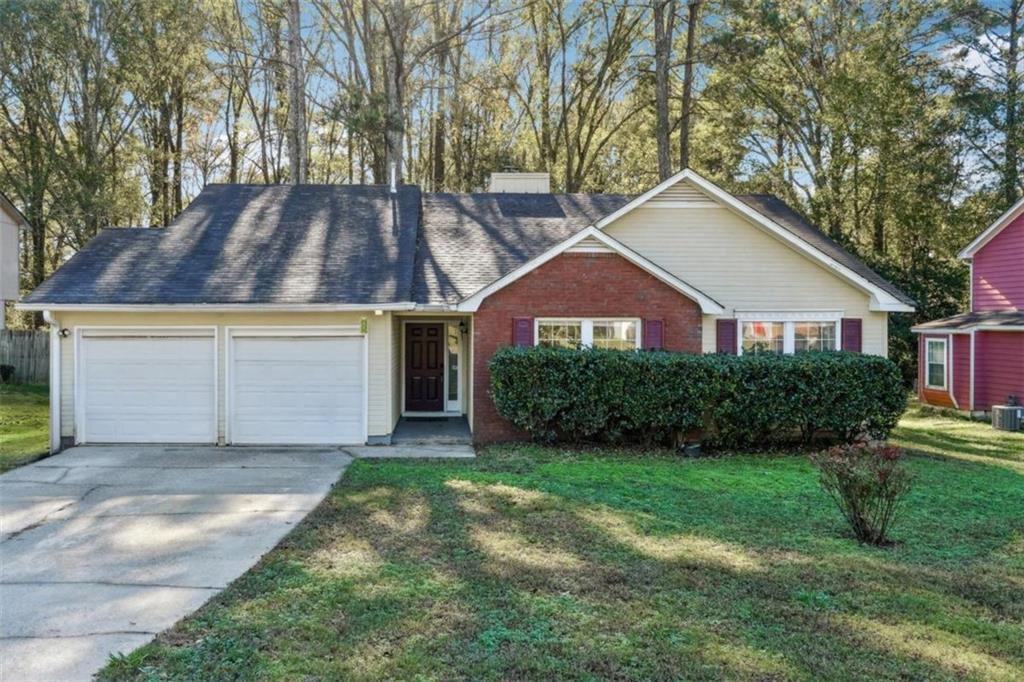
(413, 192, 630, 304)
(23, 183, 911, 310)
(737, 194, 915, 306)
(913, 310, 1024, 331)
(23, 184, 421, 305)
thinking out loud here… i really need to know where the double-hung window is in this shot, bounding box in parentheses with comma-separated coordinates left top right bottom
(925, 338, 947, 389)
(536, 318, 639, 350)
(738, 313, 840, 355)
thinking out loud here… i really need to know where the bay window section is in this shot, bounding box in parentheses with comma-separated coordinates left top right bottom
(536, 319, 640, 350)
(736, 314, 841, 355)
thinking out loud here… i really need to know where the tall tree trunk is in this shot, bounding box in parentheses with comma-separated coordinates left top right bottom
(226, 76, 240, 184)
(1005, 0, 1020, 205)
(173, 86, 184, 215)
(431, 51, 448, 190)
(286, 0, 307, 184)
(678, 1, 701, 169)
(654, 0, 676, 180)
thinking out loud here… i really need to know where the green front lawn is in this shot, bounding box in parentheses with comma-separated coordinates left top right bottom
(0, 383, 49, 472)
(104, 437, 1023, 679)
(892, 400, 1024, 467)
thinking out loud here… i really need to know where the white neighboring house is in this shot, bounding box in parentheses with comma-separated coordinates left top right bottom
(0, 193, 27, 329)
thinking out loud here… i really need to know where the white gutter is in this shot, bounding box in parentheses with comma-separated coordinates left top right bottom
(17, 302, 419, 313)
(42, 310, 61, 453)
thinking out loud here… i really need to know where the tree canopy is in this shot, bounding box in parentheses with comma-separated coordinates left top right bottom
(2, 0, 1020, 376)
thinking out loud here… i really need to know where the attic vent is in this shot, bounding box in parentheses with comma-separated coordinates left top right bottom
(489, 172, 551, 194)
(567, 236, 613, 253)
(648, 181, 716, 207)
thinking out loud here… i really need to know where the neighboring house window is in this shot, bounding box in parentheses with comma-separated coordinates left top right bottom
(737, 313, 841, 355)
(536, 319, 640, 350)
(925, 338, 947, 390)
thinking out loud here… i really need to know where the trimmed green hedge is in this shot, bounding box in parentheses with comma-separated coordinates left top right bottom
(489, 347, 906, 449)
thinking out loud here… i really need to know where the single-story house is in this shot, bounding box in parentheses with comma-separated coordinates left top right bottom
(19, 169, 914, 451)
(913, 199, 1024, 414)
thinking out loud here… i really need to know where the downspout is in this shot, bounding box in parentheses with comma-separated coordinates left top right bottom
(42, 310, 61, 453)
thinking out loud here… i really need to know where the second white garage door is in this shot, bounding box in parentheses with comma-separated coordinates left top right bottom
(228, 334, 366, 445)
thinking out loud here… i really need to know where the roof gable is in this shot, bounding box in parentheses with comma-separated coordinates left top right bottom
(412, 192, 630, 305)
(959, 197, 1024, 259)
(0, 192, 28, 228)
(454, 226, 724, 314)
(595, 169, 914, 312)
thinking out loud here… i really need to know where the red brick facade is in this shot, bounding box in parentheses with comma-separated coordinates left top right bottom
(472, 252, 703, 443)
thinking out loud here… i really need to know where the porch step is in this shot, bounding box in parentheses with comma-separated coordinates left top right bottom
(391, 416, 472, 446)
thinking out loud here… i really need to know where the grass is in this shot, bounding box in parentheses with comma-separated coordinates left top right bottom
(101, 428, 1024, 680)
(892, 399, 1024, 468)
(0, 383, 49, 472)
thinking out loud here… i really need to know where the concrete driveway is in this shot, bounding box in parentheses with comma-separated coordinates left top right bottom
(0, 445, 350, 682)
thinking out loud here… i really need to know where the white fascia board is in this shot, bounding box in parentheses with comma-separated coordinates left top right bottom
(594, 168, 915, 313)
(958, 197, 1024, 259)
(871, 299, 916, 313)
(455, 226, 725, 314)
(15, 302, 418, 313)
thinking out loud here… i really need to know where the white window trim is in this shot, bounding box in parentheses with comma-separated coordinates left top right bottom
(445, 322, 463, 413)
(534, 317, 642, 350)
(925, 337, 948, 390)
(734, 312, 842, 356)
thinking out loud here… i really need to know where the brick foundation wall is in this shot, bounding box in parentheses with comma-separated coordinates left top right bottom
(472, 252, 703, 443)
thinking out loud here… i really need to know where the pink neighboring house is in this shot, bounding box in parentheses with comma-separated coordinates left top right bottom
(913, 200, 1024, 413)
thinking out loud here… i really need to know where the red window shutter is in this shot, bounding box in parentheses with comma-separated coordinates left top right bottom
(716, 319, 737, 354)
(512, 317, 534, 346)
(642, 319, 664, 350)
(842, 318, 862, 352)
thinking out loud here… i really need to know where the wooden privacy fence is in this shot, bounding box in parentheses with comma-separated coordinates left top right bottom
(0, 329, 49, 384)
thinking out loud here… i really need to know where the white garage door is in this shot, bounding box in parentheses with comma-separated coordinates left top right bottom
(229, 334, 365, 445)
(78, 332, 216, 443)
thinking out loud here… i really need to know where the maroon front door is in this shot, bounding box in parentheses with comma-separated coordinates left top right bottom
(405, 323, 445, 412)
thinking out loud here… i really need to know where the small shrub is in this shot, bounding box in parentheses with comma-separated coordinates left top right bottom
(0, 365, 13, 383)
(810, 444, 913, 545)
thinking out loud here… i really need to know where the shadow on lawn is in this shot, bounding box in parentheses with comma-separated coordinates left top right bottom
(103, 451, 1024, 681)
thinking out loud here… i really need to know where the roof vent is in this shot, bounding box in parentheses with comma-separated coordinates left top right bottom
(488, 172, 550, 194)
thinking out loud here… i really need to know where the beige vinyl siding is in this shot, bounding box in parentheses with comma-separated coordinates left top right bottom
(0, 206, 19, 301)
(60, 332, 74, 437)
(605, 201, 888, 356)
(53, 310, 396, 443)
